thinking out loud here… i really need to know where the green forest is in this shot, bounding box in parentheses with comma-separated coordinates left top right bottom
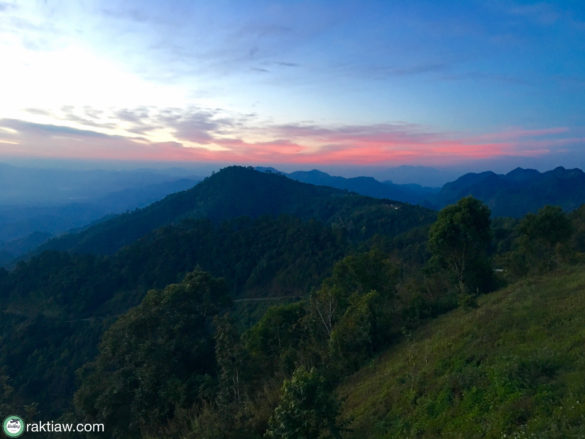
(2, 167, 585, 438)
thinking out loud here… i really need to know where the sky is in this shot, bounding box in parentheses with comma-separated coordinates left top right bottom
(1, 0, 585, 177)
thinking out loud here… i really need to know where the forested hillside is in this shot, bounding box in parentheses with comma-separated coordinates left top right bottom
(0, 167, 435, 424)
(40, 166, 434, 255)
(1, 167, 585, 438)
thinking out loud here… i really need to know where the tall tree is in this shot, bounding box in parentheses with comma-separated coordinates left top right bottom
(514, 205, 573, 272)
(214, 314, 247, 408)
(428, 196, 493, 297)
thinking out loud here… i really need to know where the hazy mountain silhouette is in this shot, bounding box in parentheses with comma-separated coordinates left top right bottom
(438, 167, 585, 217)
(259, 166, 585, 218)
(254, 167, 438, 205)
(287, 169, 438, 205)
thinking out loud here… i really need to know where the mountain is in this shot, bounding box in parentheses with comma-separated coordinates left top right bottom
(377, 164, 459, 186)
(437, 167, 585, 217)
(40, 166, 435, 255)
(339, 266, 585, 438)
(0, 167, 436, 417)
(287, 169, 438, 205)
(4, 163, 584, 432)
(258, 166, 585, 218)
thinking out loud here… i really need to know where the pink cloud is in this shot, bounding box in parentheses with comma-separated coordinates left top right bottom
(1, 117, 583, 166)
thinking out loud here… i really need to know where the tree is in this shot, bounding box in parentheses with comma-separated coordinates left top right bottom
(428, 197, 493, 297)
(326, 249, 398, 299)
(214, 314, 248, 408)
(74, 269, 229, 438)
(513, 205, 573, 273)
(245, 302, 307, 377)
(329, 290, 380, 372)
(310, 249, 399, 339)
(265, 367, 344, 439)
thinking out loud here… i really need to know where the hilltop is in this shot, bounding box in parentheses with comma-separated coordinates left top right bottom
(40, 166, 435, 255)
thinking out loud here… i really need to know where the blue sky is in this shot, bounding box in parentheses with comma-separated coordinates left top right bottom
(1, 0, 585, 174)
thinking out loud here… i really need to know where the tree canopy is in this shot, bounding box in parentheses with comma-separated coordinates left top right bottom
(428, 196, 494, 296)
(74, 269, 229, 438)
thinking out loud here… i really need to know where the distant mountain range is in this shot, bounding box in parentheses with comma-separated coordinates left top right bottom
(0, 162, 200, 205)
(258, 166, 585, 218)
(437, 166, 585, 217)
(256, 167, 439, 206)
(5, 163, 585, 265)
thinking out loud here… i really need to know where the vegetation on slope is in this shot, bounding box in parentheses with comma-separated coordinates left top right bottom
(339, 267, 585, 438)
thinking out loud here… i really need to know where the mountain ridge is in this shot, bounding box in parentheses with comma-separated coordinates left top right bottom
(259, 166, 585, 218)
(438, 166, 585, 217)
(39, 166, 435, 255)
(259, 167, 439, 206)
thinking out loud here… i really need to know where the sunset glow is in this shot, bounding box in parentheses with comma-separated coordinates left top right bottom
(1, 1, 584, 171)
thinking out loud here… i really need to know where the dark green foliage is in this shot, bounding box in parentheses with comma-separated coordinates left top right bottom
(265, 367, 344, 439)
(428, 196, 494, 296)
(507, 205, 573, 275)
(569, 204, 585, 253)
(310, 249, 399, 336)
(0, 168, 434, 420)
(245, 302, 308, 377)
(519, 205, 572, 249)
(214, 314, 249, 408)
(0, 311, 106, 418)
(329, 290, 381, 371)
(307, 250, 401, 373)
(326, 248, 399, 299)
(0, 216, 349, 418)
(74, 269, 229, 438)
(121, 216, 346, 298)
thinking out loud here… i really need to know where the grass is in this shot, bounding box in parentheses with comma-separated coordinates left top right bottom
(338, 267, 585, 438)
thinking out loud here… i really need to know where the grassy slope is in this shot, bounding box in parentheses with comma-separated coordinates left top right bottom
(339, 268, 585, 438)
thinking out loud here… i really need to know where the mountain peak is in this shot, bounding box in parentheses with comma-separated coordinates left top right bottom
(41, 166, 434, 255)
(254, 166, 285, 175)
(505, 167, 540, 181)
